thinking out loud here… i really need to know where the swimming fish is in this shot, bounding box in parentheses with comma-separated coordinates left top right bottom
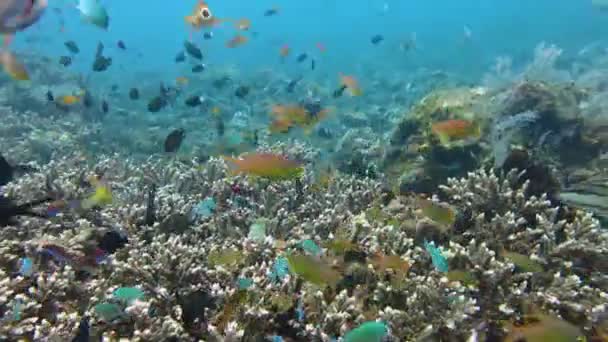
(0, 51, 28, 80)
(505, 314, 583, 342)
(128, 88, 139, 100)
(175, 51, 186, 63)
(64, 40, 79, 54)
(344, 321, 388, 342)
(117, 40, 126, 50)
(191, 64, 205, 73)
(270, 104, 329, 134)
(184, 40, 203, 59)
(76, 0, 109, 30)
(164, 128, 186, 153)
(287, 253, 341, 287)
(370, 34, 384, 45)
(296, 53, 307, 63)
(226, 34, 248, 48)
(264, 6, 280, 16)
(1, 196, 52, 227)
(58, 95, 80, 105)
(223, 153, 304, 180)
(338, 73, 362, 96)
(233, 18, 251, 31)
(185, 0, 223, 30)
(203, 31, 213, 40)
(417, 198, 456, 226)
(234, 85, 250, 98)
(425, 240, 448, 273)
(431, 119, 481, 146)
(59, 55, 72, 67)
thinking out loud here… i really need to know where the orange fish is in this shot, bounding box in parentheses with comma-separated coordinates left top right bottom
(270, 104, 329, 134)
(279, 44, 290, 58)
(0, 51, 28, 80)
(233, 18, 251, 31)
(431, 119, 481, 146)
(339, 73, 362, 96)
(371, 252, 410, 275)
(59, 95, 80, 105)
(176, 76, 189, 85)
(223, 153, 304, 180)
(185, 1, 223, 29)
(226, 34, 248, 48)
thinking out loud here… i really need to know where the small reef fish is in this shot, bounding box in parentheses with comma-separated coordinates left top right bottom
(0, 0, 47, 46)
(286, 253, 341, 288)
(185, 0, 223, 29)
(417, 198, 456, 226)
(191, 64, 205, 73)
(58, 55, 72, 67)
(234, 85, 250, 98)
(233, 18, 251, 31)
(279, 45, 290, 59)
(264, 6, 280, 16)
(175, 51, 186, 63)
(425, 240, 449, 272)
(370, 34, 384, 45)
(296, 53, 307, 63)
(128, 88, 139, 100)
(184, 40, 203, 59)
(58, 95, 80, 105)
(164, 128, 186, 153)
(223, 153, 304, 180)
(371, 252, 410, 275)
(226, 34, 248, 48)
(505, 313, 583, 342)
(0, 51, 28, 80)
(269, 104, 329, 134)
(344, 321, 388, 342)
(64, 40, 79, 54)
(117, 40, 126, 50)
(203, 31, 213, 40)
(431, 119, 481, 146)
(76, 0, 109, 30)
(338, 73, 363, 96)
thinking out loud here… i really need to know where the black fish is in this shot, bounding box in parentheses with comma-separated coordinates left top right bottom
(175, 51, 186, 63)
(71, 316, 89, 342)
(64, 40, 79, 54)
(59, 55, 72, 66)
(0, 196, 52, 227)
(296, 53, 307, 63)
(92, 42, 112, 71)
(286, 76, 302, 93)
(117, 40, 126, 50)
(92, 55, 112, 71)
(82, 91, 93, 108)
(203, 32, 213, 40)
(98, 230, 128, 254)
(46, 90, 54, 102)
(234, 85, 249, 98)
(0, 154, 13, 186)
(264, 8, 278, 16)
(371, 34, 384, 45)
(212, 76, 231, 89)
(311, 59, 315, 70)
(164, 128, 186, 153)
(110, 84, 119, 92)
(101, 100, 108, 113)
(129, 88, 139, 100)
(185, 95, 202, 107)
(147, 96, 166, 112)
(332, 84, 347, 98)
(183, 41, 203, 60)
(191, 64, 205, 73)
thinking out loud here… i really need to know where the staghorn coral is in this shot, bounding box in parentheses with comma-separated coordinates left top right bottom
(0, 150, 606, 341)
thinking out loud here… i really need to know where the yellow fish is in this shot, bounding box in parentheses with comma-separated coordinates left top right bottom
(59, 95, 80, 105)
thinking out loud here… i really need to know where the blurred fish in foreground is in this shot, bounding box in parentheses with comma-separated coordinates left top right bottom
(0, 50, 28, 80)
(76, 0, 109, 30)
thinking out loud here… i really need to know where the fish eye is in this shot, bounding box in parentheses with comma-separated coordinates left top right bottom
(200, 8, 212, 19)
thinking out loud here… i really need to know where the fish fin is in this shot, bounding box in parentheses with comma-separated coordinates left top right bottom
(222, 156, 240, 174)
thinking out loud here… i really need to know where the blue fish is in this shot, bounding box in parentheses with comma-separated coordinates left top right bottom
(425, 240, 449, 273)
(18, 257, 33, 277)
